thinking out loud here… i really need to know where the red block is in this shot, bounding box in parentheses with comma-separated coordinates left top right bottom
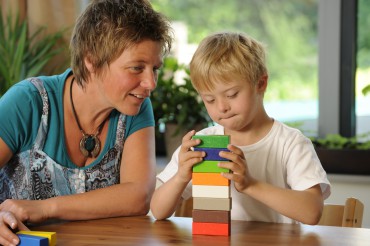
(192, 222, 230, 236)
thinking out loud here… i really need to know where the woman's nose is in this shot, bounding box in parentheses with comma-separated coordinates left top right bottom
(140, 71, 157, 90)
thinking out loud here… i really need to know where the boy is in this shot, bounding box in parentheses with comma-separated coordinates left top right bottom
(150, 32, 331, 224)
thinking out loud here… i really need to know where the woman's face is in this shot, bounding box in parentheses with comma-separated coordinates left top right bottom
(95, 40, 163, 115)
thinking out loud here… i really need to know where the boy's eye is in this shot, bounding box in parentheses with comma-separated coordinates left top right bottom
(227, 92, 238, 98)
(205, 99, 215, 104)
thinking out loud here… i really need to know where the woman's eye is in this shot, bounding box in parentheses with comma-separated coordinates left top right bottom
(131, 66, 143, 72)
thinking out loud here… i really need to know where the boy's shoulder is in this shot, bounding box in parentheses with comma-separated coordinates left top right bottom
(274, 120, 311, 144)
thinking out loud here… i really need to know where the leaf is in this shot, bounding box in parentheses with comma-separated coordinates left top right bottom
(362, 84, 370, 96)
(0, 11, 66, 96)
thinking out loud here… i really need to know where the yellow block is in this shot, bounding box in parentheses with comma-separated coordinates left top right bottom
(17, 231, 56, 246)
(192, 172, 230, 186)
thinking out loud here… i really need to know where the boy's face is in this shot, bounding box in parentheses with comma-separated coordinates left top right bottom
(198, 78, 265, 132)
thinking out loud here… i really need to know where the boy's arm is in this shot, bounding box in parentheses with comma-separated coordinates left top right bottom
(150, 130, 205, 220)
(220, 144, 324, 225)
(150, 177, 189, 220)
(242, 181, 323, 225)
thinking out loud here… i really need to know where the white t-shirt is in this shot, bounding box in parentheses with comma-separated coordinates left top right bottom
(157, 120, 331, 223)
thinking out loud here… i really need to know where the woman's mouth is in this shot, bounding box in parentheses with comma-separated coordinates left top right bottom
(130, 93, 146, 99)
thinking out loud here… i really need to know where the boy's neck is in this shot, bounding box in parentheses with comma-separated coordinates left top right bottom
(225, 116, 274, 146)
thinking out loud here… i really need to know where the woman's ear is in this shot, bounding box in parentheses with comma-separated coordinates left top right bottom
(84, 55, 95, 73)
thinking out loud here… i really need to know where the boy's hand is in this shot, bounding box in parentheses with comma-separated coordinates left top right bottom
(218, 144, 255, 192)
(176, 130, 205, 183)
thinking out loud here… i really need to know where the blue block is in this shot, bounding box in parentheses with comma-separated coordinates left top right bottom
(18, 234, 48, 246)
(194, 147, 230, 161)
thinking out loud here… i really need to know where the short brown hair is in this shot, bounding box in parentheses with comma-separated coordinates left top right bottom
(190, 32, 267, 92)
(70, 0, 173, 86)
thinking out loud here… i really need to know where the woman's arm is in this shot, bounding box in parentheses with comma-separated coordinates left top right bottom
(0, 126, 157, 223)
(50, 126, 157, 220)
(0, 138, 13, 169)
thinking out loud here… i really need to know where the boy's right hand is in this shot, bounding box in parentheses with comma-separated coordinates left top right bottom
(176, 130, 205, 183)
(0, 211, 29, 246)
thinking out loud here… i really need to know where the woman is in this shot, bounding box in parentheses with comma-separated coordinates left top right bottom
(0, 0, 172, 245)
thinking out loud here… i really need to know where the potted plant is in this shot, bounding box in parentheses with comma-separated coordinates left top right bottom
(310, 133, 370, 175)
(151, 57, 212, 158)
(0, 11, 66, 96)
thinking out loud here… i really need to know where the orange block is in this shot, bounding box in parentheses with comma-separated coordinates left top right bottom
(192, 172, 230, 186)
(192, 222, 230, 236)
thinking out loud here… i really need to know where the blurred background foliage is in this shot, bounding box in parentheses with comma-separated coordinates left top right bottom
(152, 0, 370, 101)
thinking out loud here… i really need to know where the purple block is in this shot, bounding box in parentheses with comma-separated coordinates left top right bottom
(18, 234, 48, 246)
(194, 147, 230, 161)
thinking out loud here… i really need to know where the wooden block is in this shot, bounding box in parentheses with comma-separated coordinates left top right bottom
(192, 222, 230, 236)
(17, 231, 57, 246)
(192, 185, 230, 198)
(18, 234, 48, 246)
(193, 197, 232, 211)
(192, 172, 230, 186)
(193, 160, 229, 173)
(194, 147, 229, 161)
(192, 135, 230, 148)
(193, 210, 231, 224)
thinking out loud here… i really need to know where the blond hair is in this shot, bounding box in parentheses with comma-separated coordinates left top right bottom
(70, 0, 173, 87)
(190, 32, 267, 91)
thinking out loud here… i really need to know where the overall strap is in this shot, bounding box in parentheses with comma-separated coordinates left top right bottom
(114, 113, 127, 150)
(29, 77, 49, 150)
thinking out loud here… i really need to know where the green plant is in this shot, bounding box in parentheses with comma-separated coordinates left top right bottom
(310, 133, 370, 150)
(151, 57, 212, 137)
(363, 84, 370, 96)
(0, 11, 66, 96)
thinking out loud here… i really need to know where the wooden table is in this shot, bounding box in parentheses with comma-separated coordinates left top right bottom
(31, 215, 370, 245)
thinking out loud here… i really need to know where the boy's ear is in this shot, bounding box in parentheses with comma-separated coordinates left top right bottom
(257, 74, 268, 92)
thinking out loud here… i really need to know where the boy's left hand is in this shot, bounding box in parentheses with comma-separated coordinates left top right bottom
(218, 144, 255, 193)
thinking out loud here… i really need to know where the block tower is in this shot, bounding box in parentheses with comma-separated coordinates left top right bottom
(191, 135, 231, 236)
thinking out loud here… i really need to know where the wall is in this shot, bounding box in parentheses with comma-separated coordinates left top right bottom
(325, 174, 370, 228)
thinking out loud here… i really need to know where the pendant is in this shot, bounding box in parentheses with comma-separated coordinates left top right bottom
(79, 134, 101, 158)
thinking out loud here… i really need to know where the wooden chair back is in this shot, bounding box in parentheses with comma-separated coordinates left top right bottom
(318, 197, 364, 227)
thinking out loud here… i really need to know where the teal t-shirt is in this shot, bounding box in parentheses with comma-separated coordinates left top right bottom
(0, 69, 154, 168)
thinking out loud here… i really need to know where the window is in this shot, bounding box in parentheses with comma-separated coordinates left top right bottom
(356, 0, 370, 138)
(152, 0, 319, 136)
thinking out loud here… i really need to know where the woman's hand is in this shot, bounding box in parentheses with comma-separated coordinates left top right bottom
(218, 144, 255, 192)
(0, 211, 29, 246)
(0, 199, 50, 225)
(176, 130, 205, 183)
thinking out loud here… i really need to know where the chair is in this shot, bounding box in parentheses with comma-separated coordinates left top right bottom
(174, 197, 193, 217)
(318, 197, 364, 227)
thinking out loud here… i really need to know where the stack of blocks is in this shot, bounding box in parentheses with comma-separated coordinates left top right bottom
(17, 231, 56, 246)
(191, 135, 231, 236)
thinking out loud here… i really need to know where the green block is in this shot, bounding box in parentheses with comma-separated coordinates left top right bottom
(192, 135, 230, 148)
(193, 160, 230, 173)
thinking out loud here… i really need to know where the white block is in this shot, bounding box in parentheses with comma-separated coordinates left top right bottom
(192, 185, 230, 198)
